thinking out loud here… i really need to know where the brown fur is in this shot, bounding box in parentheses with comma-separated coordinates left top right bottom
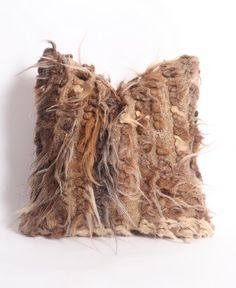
(19, 43, 214, 240)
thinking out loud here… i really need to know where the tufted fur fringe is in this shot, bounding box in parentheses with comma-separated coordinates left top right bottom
(19, 42, 214, 241)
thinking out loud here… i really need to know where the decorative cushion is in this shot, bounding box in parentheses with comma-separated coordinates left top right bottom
(19, 43, 214, 240)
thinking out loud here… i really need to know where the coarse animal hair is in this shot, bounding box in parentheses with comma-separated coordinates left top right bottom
(19, 42, 214, 241)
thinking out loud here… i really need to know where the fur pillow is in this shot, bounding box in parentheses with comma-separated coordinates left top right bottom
(19, 42, 214, 241)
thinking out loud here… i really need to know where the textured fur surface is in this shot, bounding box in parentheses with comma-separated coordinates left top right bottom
(19, 43, 214, 240)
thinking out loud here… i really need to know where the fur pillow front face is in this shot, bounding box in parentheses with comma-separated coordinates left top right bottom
(19, 43, 214, 241)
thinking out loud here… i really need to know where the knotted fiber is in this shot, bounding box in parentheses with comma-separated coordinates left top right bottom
(19, 43, 214, 240)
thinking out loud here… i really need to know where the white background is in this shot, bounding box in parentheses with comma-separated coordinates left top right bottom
(0, 0, 235, 287)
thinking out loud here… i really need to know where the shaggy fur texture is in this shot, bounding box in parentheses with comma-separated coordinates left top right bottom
(19, 43, 214, 240)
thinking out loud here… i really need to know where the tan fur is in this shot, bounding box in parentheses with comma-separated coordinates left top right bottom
(19, 43, 214, 241)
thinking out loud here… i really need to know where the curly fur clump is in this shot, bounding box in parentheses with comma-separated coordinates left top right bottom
(19, 42, 214, 241)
